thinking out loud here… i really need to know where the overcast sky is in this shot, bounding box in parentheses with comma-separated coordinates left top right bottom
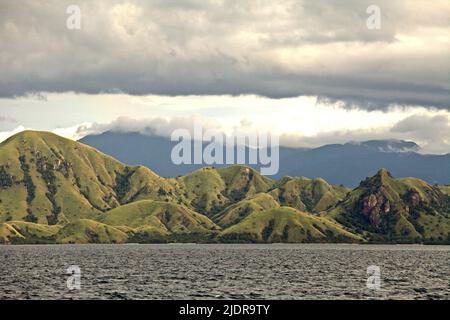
(0, 0, 449, 153)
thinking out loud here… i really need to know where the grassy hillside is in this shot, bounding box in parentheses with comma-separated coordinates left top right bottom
(56, 219, 128, 244)
(0, 219, 128, 244)
(176, 167, 229, 214)
(216, 166, 274, 201)
(0, 131, 176, 225)
(269, 176, 349, 212)
(326, 169, 450, 243)
(0, 221, 61, 244)
(213, 193, 280, 227)
(219, 207, 362, 243)
(101, 200, 220, 242)
(0, 131, 449, 244)
(439, 185, 450, 196)
(176, 165, 274, 216)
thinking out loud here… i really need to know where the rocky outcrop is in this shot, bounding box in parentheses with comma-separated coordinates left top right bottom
(361, 191, 392, 228)
(407, 188, 422, 207)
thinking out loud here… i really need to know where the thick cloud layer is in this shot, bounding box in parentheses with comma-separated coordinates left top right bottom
(1, 0, 449, 109)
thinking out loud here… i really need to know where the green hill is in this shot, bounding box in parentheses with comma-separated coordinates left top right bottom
(216, 166, 274, 201)
(55, 219, 128, 244)
(100, 200, 219, 242)
(0, 131, 176, 225)
(0, 131, 449, 244)
(176, 165, 274, 216)
(219, 207, 362, 243)
(326, 169, 450, 243)
(0, 219, 128, 244)
(0, 221, 61, 244)
(269, 176, 349, 212)
(212, 193, 280, 227)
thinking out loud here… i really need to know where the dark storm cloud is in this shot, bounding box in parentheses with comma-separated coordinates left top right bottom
(0, 0, 449, 109)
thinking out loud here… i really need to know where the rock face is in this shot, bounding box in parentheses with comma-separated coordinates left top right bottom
(407, 189, 422, 207)
(362, 194, 378, 214)
(357, 169, 402, 229)
(361, 192, 391, 227)
(361, 192, 392, 228)
(359, 187, 430, 229)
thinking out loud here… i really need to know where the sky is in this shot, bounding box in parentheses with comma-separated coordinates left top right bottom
(0, 0, 449, 153)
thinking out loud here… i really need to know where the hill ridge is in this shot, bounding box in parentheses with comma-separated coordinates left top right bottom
(1, 131, 449, 244)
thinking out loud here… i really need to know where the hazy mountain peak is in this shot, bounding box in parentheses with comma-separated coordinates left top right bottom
(348, 139, 420, 153)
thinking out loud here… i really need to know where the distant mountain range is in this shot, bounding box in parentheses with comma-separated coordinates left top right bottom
(80, 131, 450, 187)
(0, 131, 449, 244)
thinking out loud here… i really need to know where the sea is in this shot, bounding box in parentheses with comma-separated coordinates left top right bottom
(0, 244, 448, 300)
